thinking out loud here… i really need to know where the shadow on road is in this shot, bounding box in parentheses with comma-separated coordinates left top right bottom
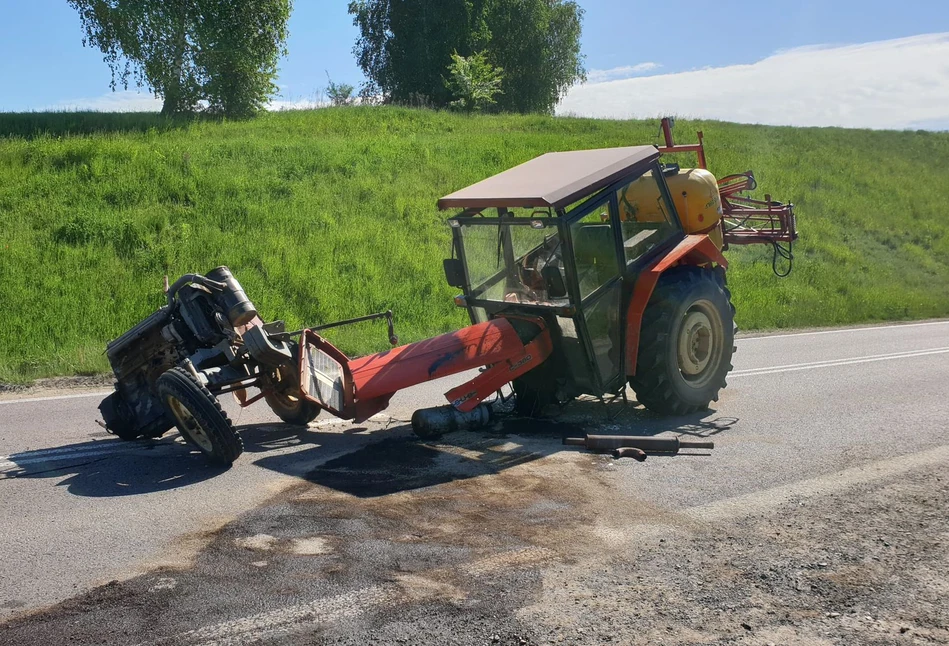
(0, 422, 389, 498)
(1, 398, 737, 498)
(254, 397, 739, 499)
(0, 437, 227, 496)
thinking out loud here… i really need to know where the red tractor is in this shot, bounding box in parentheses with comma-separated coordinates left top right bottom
(100, 120, 796, 464)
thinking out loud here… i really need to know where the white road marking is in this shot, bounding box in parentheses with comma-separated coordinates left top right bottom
(0, 391, 111, 406)
(687, 444, 949, 522)
(0, 444, 181, 472)
(0, 441, 121, 460)
(736, 319, 948, 342)
(150, 584, 399, 646)
(729, 346, 949, 378)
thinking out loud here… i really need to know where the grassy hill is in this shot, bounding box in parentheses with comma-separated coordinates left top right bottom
(1, 108, 948, 382)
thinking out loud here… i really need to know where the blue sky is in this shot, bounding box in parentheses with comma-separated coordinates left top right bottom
(1, 1, 948, 127)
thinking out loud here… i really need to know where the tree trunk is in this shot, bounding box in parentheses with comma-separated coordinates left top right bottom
(161, 0, 190, 115)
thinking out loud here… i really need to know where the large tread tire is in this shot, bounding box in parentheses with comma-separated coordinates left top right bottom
(714, 266, 739, 358)
(629, 266, 735, 416)
(157, 367, 243, 465)
(264, 390, 321, 426)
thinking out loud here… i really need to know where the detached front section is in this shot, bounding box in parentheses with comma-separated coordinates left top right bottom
(299, 316, 552, 423)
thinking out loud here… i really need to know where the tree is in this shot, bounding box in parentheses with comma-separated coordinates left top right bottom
(486, 0, 585, 114)
(349, 0, 490, 107)
(348, 0, 584, 114)
(445, 51, 503, 111)
(326, 73, 356, 106)
(68, 0, 292, 117)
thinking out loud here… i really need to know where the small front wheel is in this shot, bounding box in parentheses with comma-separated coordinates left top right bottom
(157, 367, 243, 465)
(265, 390, 321, 426)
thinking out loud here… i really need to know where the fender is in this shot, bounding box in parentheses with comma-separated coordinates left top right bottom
(624, 234, 728, 376)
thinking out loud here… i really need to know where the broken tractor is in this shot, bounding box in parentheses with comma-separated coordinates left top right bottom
(99, 120, 796, 465)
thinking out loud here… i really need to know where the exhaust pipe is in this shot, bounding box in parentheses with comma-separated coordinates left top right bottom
(564, 434, 713, 455)
(412, 404, 492, 438)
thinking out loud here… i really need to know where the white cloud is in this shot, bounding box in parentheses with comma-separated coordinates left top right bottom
(268, 98, 328, 111)
(51, 90, 163, 112)
(48, 90, 330, 113)
(557, 33, 949, 130)
(587, 62, 661, 83)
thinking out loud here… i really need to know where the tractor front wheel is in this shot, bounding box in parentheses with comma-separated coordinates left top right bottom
(629, 266, 734, 416)
(157, 367, 244, 465)
(265, 390, 321, 426)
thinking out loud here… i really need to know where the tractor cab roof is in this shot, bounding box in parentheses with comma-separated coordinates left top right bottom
(437, 145, 659, 212)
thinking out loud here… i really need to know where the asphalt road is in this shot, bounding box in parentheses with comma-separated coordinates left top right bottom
(1, 319, 947, 643)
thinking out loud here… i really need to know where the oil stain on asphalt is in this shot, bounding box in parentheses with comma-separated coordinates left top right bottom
(1, 417, 617, 646)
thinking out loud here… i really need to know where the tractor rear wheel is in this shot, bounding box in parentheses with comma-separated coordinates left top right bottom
(629, 266, 734, 416)
(157, 367, 244, 465)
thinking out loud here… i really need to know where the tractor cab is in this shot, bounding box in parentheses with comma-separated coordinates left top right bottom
(439, 146, 686, 402)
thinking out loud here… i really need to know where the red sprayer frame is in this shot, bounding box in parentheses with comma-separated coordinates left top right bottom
(657, 118, 797, 252)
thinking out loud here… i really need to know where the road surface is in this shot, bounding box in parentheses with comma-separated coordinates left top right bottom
(1, 320, 947, 645)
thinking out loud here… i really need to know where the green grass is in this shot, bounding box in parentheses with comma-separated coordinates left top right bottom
(1, 107, 948, 382)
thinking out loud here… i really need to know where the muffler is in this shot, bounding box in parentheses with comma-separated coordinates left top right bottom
(411, 403, 492, 438)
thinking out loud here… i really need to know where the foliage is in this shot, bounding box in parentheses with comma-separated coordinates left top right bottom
(67, 0, 291, 117)
(487, 0, 585, 113)
(348, 0, 584, 113)
(1, 108, 948, 382)
(445, 51, 504, 111)
(326, 74, 356, 107)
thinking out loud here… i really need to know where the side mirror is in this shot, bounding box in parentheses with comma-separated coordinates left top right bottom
(443, 258, 465, 288)
(542, 266, 567, 298)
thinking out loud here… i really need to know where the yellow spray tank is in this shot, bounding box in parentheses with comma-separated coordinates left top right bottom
(619, 168, 725, 249)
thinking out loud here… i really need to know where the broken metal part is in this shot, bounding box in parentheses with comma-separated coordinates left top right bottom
(280, 310, 399, 347)
(613, 447, 647, 461)
(243, 324, 293, 367)
(564, 434, 714, 454)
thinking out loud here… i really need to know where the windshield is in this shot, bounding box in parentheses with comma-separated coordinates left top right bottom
(458, 221, 568, 306)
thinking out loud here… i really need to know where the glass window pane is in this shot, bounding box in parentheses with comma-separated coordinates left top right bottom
(617, 169, 678, 264)
(583, 285, 622, 384)
(571, 202, 620, 300)
(459, 222, 566, 305)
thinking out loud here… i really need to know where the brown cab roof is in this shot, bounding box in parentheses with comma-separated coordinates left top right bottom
(437, 145, 659, 211)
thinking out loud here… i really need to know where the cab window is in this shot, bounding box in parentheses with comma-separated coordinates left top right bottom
(616, 168, 679, 265)
(570, 201, 620, 300)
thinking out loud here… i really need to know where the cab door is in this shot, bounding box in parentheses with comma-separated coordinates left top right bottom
(563, 192, 626, 395)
